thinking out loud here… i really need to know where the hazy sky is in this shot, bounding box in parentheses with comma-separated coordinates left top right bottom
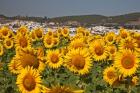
(0, 0, 140, 18)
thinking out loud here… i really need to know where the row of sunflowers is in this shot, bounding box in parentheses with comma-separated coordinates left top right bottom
(0, 26, 140, 93)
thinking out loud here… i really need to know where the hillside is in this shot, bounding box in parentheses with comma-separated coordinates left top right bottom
(0, 12, 140, 25)
(48, 12, 140, 24)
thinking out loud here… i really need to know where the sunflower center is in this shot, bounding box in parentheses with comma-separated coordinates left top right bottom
(107, 71, 116, 79)
(36, 30, 42, 38)
(51, 54, 59, 63)
(48, 32, 53, 36)
(86, 32, 89, 36)
(19, 37, 28, 48)
(46, 38, 52, 45)
(21, 53, 39, 68)
(110, 48, 115, 54)
(53, 39, 58, 45)
(72, 55, 85, 70)
(23, 74, 36, 91)
(6, 40, 11, 46)
(108, 36, 113, 42)
(31, 33, 36, 39)
(95, 45, 104, 56)
(121, 55, 135, 69)
(3, 30, 8, 36)
(124, 41, 134, 50)
(121, 33, 127, 39)
(63, 29, 68, 34)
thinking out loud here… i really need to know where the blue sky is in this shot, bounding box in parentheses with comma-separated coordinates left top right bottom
(0, 0, 140, 18)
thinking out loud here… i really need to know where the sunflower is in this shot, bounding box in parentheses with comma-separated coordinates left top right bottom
(106, 45, 117, 60)
(53, 31, 60, 38)
(119, 28, 130, 39)
(105, 32, 116, 45)
(8, 30, 15, 39)
(3, 38, 14, 49)
(37, 47, 45, 61)
(46, 28, 53, 37)
(16, 66, 42, 93)
(42, 85, 84, 93)
(119, 37, 137, 51)
(8, 57, 22, 74)
(84, 30, 91, 37)
(69, 38, 86, 49)
(0, 26, 10, 38)
(43, 36, 54, 48)
(114, 49, 139, 77)
(131, 76, 139, 86)
(34, 28, 44, 40)
(76, 27, 86, 35)
(0, 43, 4, 56)
(133, 33, 140, 51)
(15, 48, 45, 72)
(61, 27, 69, 37)
(15, 34, 31, 51)
(45, 49, 63, 69)
(53, 37, 59, 47)
(59, 47, 68, 55)
(17, 26, 28, 36)
(70, 33, 84, 41)
(57, 28, 62, 36)
(64, 48, 92, 75)
(103, 66, 118, 86)
(30, 31, 36, 42)
(89, 39, 108, 61)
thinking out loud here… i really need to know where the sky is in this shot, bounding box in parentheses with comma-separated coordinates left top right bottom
(0, 0, 140, 18)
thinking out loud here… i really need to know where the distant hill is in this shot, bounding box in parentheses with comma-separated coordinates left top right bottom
(0, 12, 140, 25)
(48, 15, 107, 24)
(48, 12, 140, 24)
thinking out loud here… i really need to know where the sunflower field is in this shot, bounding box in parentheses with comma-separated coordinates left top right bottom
(0, 26, 140, 93)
